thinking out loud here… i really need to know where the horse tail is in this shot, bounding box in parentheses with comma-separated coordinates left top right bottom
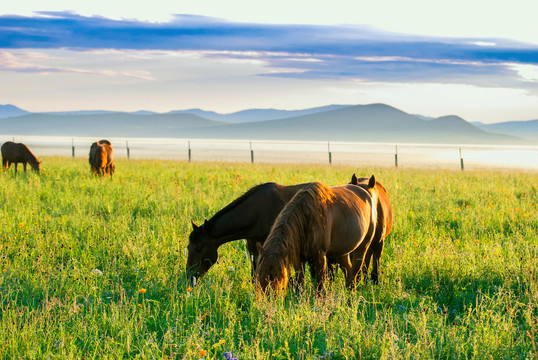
(257, 182, 335, 291)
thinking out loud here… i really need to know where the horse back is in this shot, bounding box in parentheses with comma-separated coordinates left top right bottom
(325, 185, 376, 255)
(1, 141, 38, 163)
(232, 182, 310, 239)
(101, 143, 113, 165)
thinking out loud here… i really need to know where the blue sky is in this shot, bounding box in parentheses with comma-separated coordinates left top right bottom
(1, 1, 538, 123)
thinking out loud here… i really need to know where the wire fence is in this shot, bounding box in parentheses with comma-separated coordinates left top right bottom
(2, 135, 538, 171)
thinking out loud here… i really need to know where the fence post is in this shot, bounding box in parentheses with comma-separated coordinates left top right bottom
(459, 148, 464, 171)
(188, 141, 191, 162)
(126, 140, 130, 159)
(328, 141, 332, 165)
(250, 141, 254, 163)
(395, 145, 398, 167)
(72, 138, 75, 158)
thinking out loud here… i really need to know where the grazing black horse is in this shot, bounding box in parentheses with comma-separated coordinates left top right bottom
(1, 141, 41, 173)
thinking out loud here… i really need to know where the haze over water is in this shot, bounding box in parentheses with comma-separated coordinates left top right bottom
(5, 135, 537, 171)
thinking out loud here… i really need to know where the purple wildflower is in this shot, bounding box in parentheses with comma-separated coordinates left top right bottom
(223, 351, 239, 360)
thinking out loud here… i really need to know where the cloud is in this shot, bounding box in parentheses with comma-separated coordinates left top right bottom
(1, 12, 537, 91)
(0, 50, 155, 80)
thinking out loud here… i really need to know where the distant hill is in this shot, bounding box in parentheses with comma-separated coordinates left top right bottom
(168, 105, 350, 123)
(0, 103, 534, 145)
(475, 120, 538, 142)
(0, 104, 29, 119)
(0, 112, 226, 138)
(179, 104, 526, 144)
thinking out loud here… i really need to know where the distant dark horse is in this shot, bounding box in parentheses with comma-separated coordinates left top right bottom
(256, 177, 378, 296)
(1, 141, 41, 174)
(351, 175, 393, 285)
(89, 140, 115, 176)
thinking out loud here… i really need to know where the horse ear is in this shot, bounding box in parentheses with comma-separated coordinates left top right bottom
(204, 219, 208, 226)
(368, 175, 376, 188)
(351, 173, 358, 185)
(191, 220, 198, 230)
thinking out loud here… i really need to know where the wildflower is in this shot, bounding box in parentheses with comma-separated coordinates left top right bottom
(186, 287, 193, 292)
(199, 350, 207, 356)
(223, 351, 239, 360)
(18, 222, 24, 228)
(212, 339, 226, 348)
(138, 304, 142, 308)
(90, 269, 103, 276)
(2, 269, 6, 273)
(139, 288, 147, 294)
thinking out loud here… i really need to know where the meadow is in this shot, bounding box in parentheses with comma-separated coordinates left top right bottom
(0, 157, 536, 359)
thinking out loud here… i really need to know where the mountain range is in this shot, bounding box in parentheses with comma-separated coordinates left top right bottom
(0, 104, 536, 145)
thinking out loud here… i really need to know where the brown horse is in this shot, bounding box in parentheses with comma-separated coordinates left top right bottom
(1, 141, 41, 173)
(351, 174, 393, 284)
(256, 176, 378, 295)
(186, 182, 315, 283)
(186, 175, 371, 285)
(89, 140, 115, 176)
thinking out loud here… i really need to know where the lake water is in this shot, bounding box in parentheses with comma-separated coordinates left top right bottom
(2, 135, 538, 171)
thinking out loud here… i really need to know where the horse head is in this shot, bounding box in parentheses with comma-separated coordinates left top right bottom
(255, 252, 290, 297)
(186, 220, 218, 284)
(350, 173, 375, 189)
(31, 160, 41, 173)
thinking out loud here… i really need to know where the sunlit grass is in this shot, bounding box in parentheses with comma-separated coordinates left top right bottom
(0, 157, 536, 359)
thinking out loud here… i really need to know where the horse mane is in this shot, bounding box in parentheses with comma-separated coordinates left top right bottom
(257, 182, 335, 287)
(22, 145, 40, 167)
(202, 182, 276, 232)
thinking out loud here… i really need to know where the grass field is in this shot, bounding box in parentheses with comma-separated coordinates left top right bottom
(0, 157, 537, 359)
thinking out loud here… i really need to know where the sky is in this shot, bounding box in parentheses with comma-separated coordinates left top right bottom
(1, 0, 538, 123)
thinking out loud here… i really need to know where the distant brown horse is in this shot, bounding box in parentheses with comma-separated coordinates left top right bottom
(351, 174, 393, 285)
(89, 140, 114, 176)
(1, 141, 41, 173)
(256, 176, 378, 296)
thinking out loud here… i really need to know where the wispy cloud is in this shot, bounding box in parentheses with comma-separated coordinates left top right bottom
(0, 50, 155, 79)
(1, 12, 537, 90)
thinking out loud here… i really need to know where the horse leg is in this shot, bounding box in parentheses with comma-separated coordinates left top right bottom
(361, 245, 375, 283)
(312, 253, 328, 295)
(248, 239, 260, 279)
(335, 254, 351, 279)
(290, 260, 306, 292)
(346, 241, 371, 288)
(370, 240, 385, 285)
(14, 163, 18, 174)
(23, 162, 28, 172)
(346, 243, 371, 290)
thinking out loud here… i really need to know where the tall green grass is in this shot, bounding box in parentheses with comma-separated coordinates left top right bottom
(0, 157, 536, 359)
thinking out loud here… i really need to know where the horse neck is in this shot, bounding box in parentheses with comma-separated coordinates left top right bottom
(265, 183, 332, 266)
(22, 148, 39, 168)
(203, 196, 261, 245)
